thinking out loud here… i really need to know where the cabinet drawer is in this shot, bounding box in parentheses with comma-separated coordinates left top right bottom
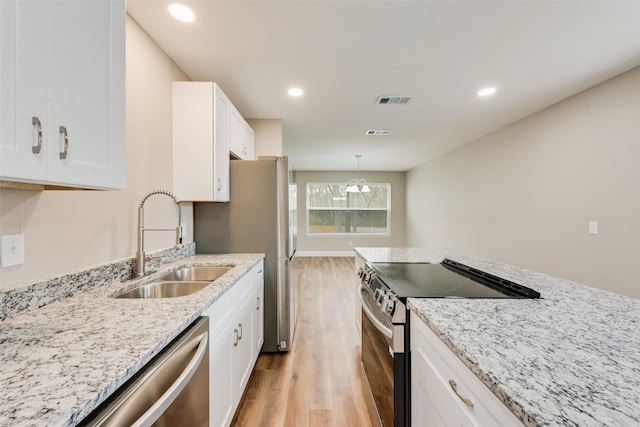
(206, 289, 233, 337)
(233, 272, 254, 302)
(410, 312, 522, 427)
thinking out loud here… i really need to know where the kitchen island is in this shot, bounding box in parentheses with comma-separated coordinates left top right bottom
(355, 247, 640, 427)
(0, 253, 264, 426)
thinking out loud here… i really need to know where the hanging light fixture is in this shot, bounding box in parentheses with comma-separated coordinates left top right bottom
(346, 155, 370, 193)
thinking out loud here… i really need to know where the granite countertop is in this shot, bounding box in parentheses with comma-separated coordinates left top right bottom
(0, 253, 264, 427)
(355, 247, 640, 427)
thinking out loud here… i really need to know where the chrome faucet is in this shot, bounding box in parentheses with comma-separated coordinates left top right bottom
(135, 190, 182, 278)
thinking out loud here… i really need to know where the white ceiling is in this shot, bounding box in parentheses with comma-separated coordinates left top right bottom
(127, 1, 640, 172)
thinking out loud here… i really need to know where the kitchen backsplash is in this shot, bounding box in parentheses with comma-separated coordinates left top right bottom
(0, 243, 195, 320)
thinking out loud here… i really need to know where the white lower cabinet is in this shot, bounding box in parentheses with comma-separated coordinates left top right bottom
(410, 311, 523, 427)
(202, 260, 264, 427)
(253, 266, 264, 354)
(209, 309, 235, 427)
(232, 295, 255, 406)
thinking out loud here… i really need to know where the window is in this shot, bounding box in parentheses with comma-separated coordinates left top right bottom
(306, 182, 391, 235)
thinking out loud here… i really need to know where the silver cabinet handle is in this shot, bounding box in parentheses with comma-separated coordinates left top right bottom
(449, 380, 474, 407)
(59, 126, 68, 159)
(256, 296, 260, 311)
(238, 323, 243, 340)
(217, 178, 221, 191)
(132, 332, 208, 427)
(31, 117, 42, 154)
(233, 329, 239, 347)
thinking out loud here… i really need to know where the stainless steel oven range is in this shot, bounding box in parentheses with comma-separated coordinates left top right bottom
(358, 258, 541, 427)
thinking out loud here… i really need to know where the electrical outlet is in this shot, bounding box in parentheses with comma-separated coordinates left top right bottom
(1, 234, 25, 267)
(589, 221, 599, 235)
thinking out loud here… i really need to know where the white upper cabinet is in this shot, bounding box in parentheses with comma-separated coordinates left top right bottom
(173, 82, 231, 202)
(0, 0, 126, 190)
(243, 120, 255, 160)
(229, 105, 255, 160)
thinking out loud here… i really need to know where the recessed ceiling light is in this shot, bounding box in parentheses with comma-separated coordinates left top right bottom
(478, 87, 497, 97)
(168, 3, 195, 22)
(288, 88, 304, 97)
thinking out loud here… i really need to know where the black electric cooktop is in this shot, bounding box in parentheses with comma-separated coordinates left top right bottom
(370, 258, 541, 299)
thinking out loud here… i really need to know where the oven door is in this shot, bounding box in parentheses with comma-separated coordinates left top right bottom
(360, 285, 396, 427)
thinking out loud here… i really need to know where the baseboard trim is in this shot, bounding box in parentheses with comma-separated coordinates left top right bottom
(295, 251, 356, 257)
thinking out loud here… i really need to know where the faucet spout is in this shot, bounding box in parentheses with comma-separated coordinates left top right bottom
(135, 190, 182, 278)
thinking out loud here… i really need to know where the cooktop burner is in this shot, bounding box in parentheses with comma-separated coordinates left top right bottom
(369, 259, 541, 299)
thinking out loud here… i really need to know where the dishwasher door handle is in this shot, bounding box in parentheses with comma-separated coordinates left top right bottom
(132, 331, 208, 427)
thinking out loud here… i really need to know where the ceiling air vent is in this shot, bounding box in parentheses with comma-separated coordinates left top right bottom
(365, 129, 392, 136)
(376, 96, 412, 105)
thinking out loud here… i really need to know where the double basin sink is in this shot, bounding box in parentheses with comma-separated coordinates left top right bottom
(116, 266, 233, 299)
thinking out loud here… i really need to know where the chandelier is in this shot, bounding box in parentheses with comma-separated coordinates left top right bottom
(346, 155, 370, 193)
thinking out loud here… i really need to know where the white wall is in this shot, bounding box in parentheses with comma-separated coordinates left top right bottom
(296, 170, 406, 254)
(406, 66, 640, 299)
(0, 16, 192, 290)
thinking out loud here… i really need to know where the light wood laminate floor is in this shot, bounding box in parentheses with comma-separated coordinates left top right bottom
(231, 257, 374, 427)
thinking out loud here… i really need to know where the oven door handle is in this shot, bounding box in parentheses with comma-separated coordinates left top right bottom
(359, 285, 393, 340)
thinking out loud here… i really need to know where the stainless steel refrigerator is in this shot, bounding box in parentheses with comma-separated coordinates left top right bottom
(194, 156, 298, 352)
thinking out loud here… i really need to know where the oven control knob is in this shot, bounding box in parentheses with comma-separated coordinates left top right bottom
(380, 294, 388, 308)
(378, 290, 388, 305)
(366, 273, 375, 285)
(385, 299, 396, 316)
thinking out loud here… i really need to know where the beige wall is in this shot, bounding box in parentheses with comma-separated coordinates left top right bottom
(406, 66, 640, 299)
(247, 119, 283, 157)
(0, 16, 192, 290)
(296, 170, 406, 254)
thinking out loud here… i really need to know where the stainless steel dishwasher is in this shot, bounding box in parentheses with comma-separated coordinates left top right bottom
(82, 317, 209, 427)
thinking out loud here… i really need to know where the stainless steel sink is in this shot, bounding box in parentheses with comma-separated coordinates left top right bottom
(114, 266, 233, 299)
(115, 281, 210, 299)
(160, 266, 233, 282)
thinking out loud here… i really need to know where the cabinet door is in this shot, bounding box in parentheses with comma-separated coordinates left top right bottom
(232, 295, 255, 408)
(230, 105, 254, 160)
(210, 321, 235, 427)
(47, 0, 125, 189)
(213, 86, 230, 201)
(0, 0, 124, 189)
(243, 121, 255, 160)
(412, 345, 471, 427)
(254, 266, 265, 353)
(410, 312, 523, 427)
(1, 0, 48, 182)
(229, 106, 244, 159)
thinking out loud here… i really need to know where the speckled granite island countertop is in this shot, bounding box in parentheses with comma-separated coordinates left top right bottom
(0, 253, 264, 427)
(355, 247, 640, 427)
